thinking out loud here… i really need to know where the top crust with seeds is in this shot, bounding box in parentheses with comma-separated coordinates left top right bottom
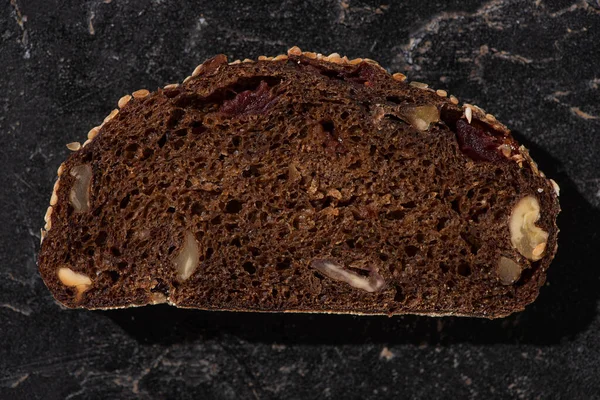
(38, 47, 560, 318)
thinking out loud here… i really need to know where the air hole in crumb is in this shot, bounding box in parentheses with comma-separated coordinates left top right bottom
(440, 262, 449, 273)
(167, 206, 176, 213)
(346, 238, 355, 248)
(386, 210, 405, 220)
(276, 258, 291, 271)
(231, 237, 242, 247)
(436, 217, 448, 231)
(157, 133, 168, 148)
(394, 286, 405, 302)
(243, 262, 256, 274)
(106, 270, 120, 284)
(405, 245, 418, 257)
(457, 263, 471, 276)
(348, 160, 362, 170)
(173, 139, 185, 150)
(205, 247, 214, 259)
(211, 215, 221, 225)
(117, 261, 128, 270)
(168, 245, 176, 254)
(225, 199, 243, 214)
(401, 201, 417, 209)
(450, 199, 460, 214)
(95, 231, 108, 246)
(190, 202, 203, 215)
(110, 247, 121, 257)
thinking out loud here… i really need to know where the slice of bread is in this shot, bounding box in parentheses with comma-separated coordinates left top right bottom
(38, 47, 560, 318)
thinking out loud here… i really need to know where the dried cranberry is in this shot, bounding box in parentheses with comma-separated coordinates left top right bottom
(346, 63, 379, 85)
(455, 120, 505, 162)
(219, 81, 278, 116)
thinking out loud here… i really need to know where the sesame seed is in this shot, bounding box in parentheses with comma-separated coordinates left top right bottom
(288, 46, 302, 56)
(328, 53, 342, 63)
(66, 142, 81, 151)
(229, 59, 242, 64)
(272, 54, 288, 61)
(163, 83, 179, 89)
(50, 191, 58, 206)
(103, 109, 119, 124)
(436, 89, 447, 97)
(465, 107, 473, 124)
(132, 89, 150, 98)
(87, 127, 100, 139)
(449, 95, 459, 105)
(258, 55, 268, 61)
(57, 163, 65, 176)
(392, 73, 407, 82)
(485, 113, 496, 121)
(82, 139, 92, 147)
(242, 58, 253, 63)
(349, 58, 363, 65)
(304, 52, 317, 59)
(44, 205, 53, 223)
(118, 94, 132, 108)
(410, 81, 428, 89)
(182, 76, 192, 84)
(192, 64, 203, 77)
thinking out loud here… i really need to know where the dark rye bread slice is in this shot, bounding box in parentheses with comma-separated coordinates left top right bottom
(38, 47, 560, 318)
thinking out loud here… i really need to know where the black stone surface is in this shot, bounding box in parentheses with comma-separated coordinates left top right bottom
(1, 0, 600, 398)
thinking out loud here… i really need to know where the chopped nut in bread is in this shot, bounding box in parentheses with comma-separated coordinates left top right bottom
(509, 195, 549, 261)
(174, 232, 200, 281)
(69, 165, 92, 213)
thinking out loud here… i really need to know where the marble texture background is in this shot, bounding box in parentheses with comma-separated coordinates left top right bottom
(1, 0, 599, 398)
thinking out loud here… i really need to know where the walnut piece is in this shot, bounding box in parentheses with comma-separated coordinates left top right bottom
(57, 267, 92, 301)
(509, 195, 549, 261)
(496, 257, 523, 285)
(398, 105, 440, 131)
(311, 259, 385, 292)
(174, 232, 200, 281)
(69, 164, 92, 213)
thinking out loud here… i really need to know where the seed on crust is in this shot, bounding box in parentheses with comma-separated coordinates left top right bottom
(436, 89, 448, 97)
(118, 94, 132, 108)
(550, 179, 560, 196)
(287, 46, 302, 56)
(44, 205, 53, 223)
(465, 106, 473, 124)
(103, 109, 119, 124)
(87, 127, 100, 140)
(486, 113, 497, 121)
(392, 73, 407, 82)
(304, 52, 317, 59)
(272, 54, 288, 61)
(449, 95, 459, 105)
(50, 179, 60, 205)
(182, 76, 193, 84)
(66, 142, 81, 151)
(328, 53, 342, 63)
(410, 81, 428, 89)
(192, 64, 204, 77)
(229, 59, 242, 65)
(132, 89, 150, 99)
(242, 58, 253, 63)
(57, 163, 65, 176)
(164, 83, 179, 89)
(349, 58, 363, 65)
